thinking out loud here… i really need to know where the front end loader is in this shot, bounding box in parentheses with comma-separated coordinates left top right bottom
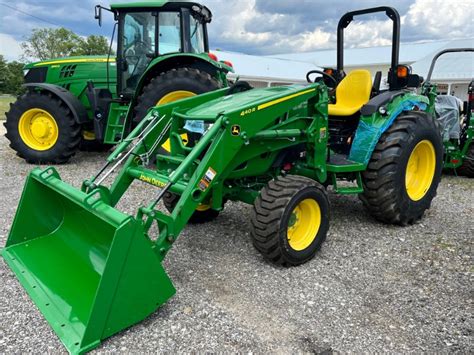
(2, 6, 444, 353)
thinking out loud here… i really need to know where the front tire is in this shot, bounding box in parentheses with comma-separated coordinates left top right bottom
(4, 91, 81, 164)
(360, 111, 443, 225)
(250, 175, 330, 266)
(163, 192, 220, 224)
(457, 144, 474, 177)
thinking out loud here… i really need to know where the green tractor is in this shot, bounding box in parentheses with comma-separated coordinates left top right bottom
(423, 48, 473, 177)
(4, 1, 232, 163)
(2, 7, 443, 353)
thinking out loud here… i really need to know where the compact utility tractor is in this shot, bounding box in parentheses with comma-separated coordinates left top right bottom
(4, 1, 232, 163)
(424, 48, 474, 177)
(2, 7, 443, 353)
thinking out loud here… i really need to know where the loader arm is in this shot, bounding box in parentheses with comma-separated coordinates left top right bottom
(104, 83, 327, 259)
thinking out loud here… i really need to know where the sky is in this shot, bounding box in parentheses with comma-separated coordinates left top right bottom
(0, 0, 472, 61)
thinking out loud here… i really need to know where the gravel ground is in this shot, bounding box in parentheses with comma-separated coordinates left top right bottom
(0, 126, 472, 353)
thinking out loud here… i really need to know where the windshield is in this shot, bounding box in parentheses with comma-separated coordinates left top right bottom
(119, 9, 207, 93)
(122, 12, 156, 92)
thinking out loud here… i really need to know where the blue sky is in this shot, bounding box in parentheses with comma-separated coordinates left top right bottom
(0, 0, 472, 61)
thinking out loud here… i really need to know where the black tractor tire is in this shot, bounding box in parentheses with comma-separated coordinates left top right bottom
(360, 111, 443, 225)
(78, 137, 112, 152)
(133, 67, 221, 122)
(250, 175, 330, 267)
(163, 192, 220, 224)
(457, 144, 474, 177)
(4, 91, 81, 164)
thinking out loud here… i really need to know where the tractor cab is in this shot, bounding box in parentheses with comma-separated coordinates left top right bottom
(307, 7, 423, 154)
(103, 2, 212, 96)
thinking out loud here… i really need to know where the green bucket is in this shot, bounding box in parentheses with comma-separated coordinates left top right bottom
(2, 167, 175, 354)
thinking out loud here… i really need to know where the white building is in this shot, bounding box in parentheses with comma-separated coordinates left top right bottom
(212, 38, 473, 100)
(211, 49, 318, 88)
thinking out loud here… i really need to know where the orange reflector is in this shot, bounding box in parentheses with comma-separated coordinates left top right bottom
(222, 60, 233, 68)
(208, 52, 218, 61)
(324, 68, 334, 75)
(397, 66, 408, 77)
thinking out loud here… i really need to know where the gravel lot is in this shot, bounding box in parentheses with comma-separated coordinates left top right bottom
(0, 125, 472, 353)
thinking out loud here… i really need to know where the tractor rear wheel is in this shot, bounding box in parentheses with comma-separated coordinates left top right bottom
(163, 192, 220, 224)
(4, 92, 81, 164)
(457, 144, 474, 177)
(250, 175, 329, 266)
(133, 67, 221, 153)
(360, 111, 443, 225)
(134, 67, 220, 121)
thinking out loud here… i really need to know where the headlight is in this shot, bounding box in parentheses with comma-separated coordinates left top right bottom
(23, 69, 30, 77)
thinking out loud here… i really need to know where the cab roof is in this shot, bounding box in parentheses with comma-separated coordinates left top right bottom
(110, 1, 199, 9)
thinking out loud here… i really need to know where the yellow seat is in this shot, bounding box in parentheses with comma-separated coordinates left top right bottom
(328, 70, 372, 116)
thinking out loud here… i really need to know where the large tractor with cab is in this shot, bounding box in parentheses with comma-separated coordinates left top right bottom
(2, 6, 444, 354)
(424, 48, 473, 177)
(4, 1, 232, 163)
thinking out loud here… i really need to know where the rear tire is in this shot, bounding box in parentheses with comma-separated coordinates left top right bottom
(456, 144, 474, 177)
(4, 91, 81, 164)
(250, 175, 329, 267)
(163, 192, 220, 224)
(133, 67, 221, 122)
(360, 111, 443, 225)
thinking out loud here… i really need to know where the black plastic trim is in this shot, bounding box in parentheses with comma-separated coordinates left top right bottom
(360, 90, 405, 116)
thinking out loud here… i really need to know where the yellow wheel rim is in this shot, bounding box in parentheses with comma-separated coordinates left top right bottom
(157, 90, 196, 105)
(195, 203, 211, 211)
(405, 140, 436, 201)
(157, 91, 196, 152)
(82, 130, 96, 141)
(18, 108, 59, 150)
(287, 198, 321, 251)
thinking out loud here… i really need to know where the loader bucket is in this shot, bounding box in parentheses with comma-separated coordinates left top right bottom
(2, 167, 176, 354)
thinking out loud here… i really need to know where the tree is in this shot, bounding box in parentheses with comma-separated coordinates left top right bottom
(0, 56, 24, 95)
(6, 61, 25, 95)
(0, 55, 7, 92)
(74, 35, 111, 56)
(21, 27, 111, 61)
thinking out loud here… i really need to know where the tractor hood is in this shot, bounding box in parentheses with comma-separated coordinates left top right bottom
(183, 84, 318, 119)
(22, 56, 117, 88)
(24, 56, 115, 69)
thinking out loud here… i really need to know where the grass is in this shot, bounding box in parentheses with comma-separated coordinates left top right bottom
(0, 95, 15, 120)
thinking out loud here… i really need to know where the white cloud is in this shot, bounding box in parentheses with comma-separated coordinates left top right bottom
(406, 0, 474, 39)
(0, 33, 23, 61)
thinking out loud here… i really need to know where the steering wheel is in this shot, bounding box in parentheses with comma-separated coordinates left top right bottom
(306, 70, 337, 88)
(124, 40, 151, 65)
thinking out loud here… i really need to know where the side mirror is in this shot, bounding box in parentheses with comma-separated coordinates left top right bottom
(95, 5, 102, 27)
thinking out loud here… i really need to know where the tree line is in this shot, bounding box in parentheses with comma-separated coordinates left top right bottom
(0, 27, 110, 95)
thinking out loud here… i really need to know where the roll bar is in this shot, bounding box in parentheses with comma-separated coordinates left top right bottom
(337, 7, 400, 89)
(426, 48, 474, 82)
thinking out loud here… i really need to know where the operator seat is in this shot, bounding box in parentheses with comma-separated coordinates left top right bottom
(328, 70, 372, 116)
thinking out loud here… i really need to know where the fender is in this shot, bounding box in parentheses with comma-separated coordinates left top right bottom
(133, 53, 233, 100)
(24, 83, 89, 124)
(349, 93, 430, 165)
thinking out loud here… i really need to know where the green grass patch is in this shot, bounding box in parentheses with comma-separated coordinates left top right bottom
(0, 95, 15, 120)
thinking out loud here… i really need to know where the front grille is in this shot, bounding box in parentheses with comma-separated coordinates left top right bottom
(24, 67, 48, 83)
(59, 65, 77, 78)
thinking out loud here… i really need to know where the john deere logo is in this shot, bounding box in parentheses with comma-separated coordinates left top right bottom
(231, 125, 241, 136)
